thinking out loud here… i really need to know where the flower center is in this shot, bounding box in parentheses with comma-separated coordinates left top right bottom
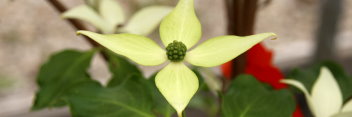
(166, 40, 187, 62)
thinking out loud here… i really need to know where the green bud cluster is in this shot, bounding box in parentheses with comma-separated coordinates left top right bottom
(166, 40, 187, 62)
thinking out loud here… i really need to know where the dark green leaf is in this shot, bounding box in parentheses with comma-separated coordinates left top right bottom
(32, 50, 96, 110)
(68, 75, 155, 117)
(222, 75, 295, 117)
(106, 51, 142, 87)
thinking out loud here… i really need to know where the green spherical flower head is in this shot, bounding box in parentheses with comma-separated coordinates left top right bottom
(166, 40, 187, 62)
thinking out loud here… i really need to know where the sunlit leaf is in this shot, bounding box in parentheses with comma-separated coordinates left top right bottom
(186, 33, 276, 67)
(32, 50, 95, 110)
(77, 31, 166, 66)
(62, 5, 114, 34)
(122, 6, 172, 35)
(159, 0, 201, 48)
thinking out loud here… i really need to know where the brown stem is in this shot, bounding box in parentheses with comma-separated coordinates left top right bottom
(46, 0, 109, 60)
(217, 1, 258, 116)
(224, 0, 258, 80)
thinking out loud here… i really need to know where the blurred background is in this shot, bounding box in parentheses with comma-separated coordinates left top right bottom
(0, 0, 351, 117)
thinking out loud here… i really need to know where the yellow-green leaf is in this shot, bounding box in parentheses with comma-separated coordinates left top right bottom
(159, 0, 201, 48)
(186, 33, 276, 67)
(122, 6, 173, 36)
(77, 31, 166, 66)
(155, 62, 199, 116)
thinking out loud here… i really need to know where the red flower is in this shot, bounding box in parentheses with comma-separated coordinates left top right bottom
(221, 43, 303, 117)
(244, 43, 287, 89)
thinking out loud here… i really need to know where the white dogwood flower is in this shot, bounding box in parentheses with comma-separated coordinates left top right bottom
(77, 0, 276, 116)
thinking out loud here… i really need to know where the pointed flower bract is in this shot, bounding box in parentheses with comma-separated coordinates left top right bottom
(63, 0, 172, 35)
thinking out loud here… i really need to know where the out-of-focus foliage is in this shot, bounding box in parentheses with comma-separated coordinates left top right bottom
(105, 50, 142, 87)
(32, 49, 175, 117)
(222, 75, 295, 117)
(32, 50, 96, 110)
(68, 75, 156, 117)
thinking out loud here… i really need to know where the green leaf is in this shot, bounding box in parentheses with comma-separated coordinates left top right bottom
(62, 5, 114, 34)
(68, 75, 155, 117)
(159, 0, 201, 48)
(155, 62, 199, 116)
(32, 50, 96, 110)
(77, 31, 166, 66)
(287, 67, 319, 94)
(222, 75, 295, 117)
(121, 6, 172, 36)
(99, 0, 125, 27)
(106, 51, 142, 87)
(186, 33, 276, 67)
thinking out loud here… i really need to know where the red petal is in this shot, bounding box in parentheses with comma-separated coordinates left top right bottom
(245, 65, 287, 89)
(293, 105, 304, 117)
(221, 61, 233, 80)
(246, 43, 272, 66)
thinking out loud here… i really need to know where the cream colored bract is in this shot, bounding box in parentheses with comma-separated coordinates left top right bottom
(63, 0, 172, 35)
